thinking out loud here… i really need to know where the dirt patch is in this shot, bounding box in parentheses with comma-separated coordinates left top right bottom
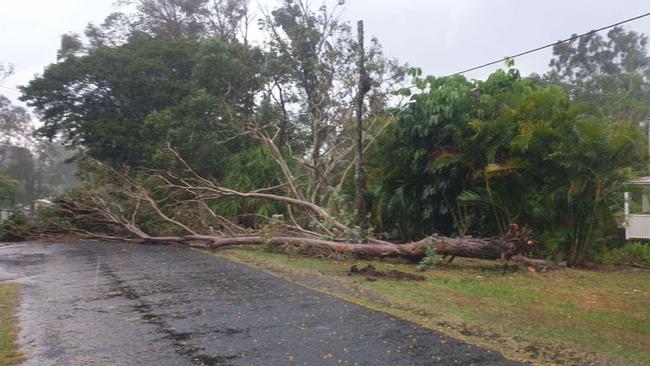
(348, 264, 426, 281)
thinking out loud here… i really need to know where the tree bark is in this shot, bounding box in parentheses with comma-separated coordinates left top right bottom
(77, 228, 532, 262)
(128, 234, 529, 261)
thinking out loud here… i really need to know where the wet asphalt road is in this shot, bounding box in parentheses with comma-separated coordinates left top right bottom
(0, 241, 522, 366)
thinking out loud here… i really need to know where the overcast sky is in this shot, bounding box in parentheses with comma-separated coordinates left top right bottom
(2, 0, 650, 116)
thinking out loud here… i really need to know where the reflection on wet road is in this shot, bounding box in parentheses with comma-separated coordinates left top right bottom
(0, 242, 522, 365)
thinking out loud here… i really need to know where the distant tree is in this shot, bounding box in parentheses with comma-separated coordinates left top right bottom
(32, 141, 78, 198)
(85, 12, 136, 47)
(2, 146, 37, 208)
(1, 61, 77, 208)
(0, 62, 14, 83)
(0, 95, 31, 166)
(202, 0, 250, 40)
(1, 141, 77, 209)
(98, 0, 250, 41)
(0, 174, 22, 206)
(131, 0, 207, 38)
(546, 26, 650, 123)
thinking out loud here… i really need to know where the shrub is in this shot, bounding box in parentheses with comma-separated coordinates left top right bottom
(418, 245, 438, 269)
(602, 242, 650, 266)
(0, 211, 31, 242)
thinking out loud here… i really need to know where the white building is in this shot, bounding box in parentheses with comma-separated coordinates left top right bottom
(624, 176, 650, 239)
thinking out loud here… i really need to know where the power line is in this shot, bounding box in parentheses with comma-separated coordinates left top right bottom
(449, 11, 650, 76)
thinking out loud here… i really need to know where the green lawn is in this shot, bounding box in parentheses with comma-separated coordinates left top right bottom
(216, 247, 650, 366)
(0, 283, 23, 366)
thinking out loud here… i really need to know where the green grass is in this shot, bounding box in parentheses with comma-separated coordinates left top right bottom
(217, 247, 650, 366)
(0, 283, 23, 366)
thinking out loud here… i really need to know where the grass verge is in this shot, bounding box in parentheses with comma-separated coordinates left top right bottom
(0, 283, 23, 366)
(216, 247, 650, 366)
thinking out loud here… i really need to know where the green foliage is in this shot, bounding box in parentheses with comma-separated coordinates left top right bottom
(0, 211, 31, 242)
(16, 0, 650, 268)
(369, 68, 530, 239)
(19, 0, 405, 238)
(0, 175, 22, 206)
(371, 66, 646, 265)
(212, 146, 289, 226)
(418, 245, 438, 269)
(369, 73, 477, 240)
(602, 242, 650, 266)
(21, 34, 260, 172)
(22, 34, 193, 166)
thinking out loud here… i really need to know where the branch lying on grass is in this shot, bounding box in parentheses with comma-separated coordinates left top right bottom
(630, 262, 650, 269)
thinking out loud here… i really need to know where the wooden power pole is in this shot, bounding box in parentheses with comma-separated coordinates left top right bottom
(355, 20, 369, 235)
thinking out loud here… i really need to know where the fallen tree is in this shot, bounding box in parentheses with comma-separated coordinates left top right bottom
(58, 199, 534, 262)
(55, 197, 533, 261)
(52, 150, 536, 264)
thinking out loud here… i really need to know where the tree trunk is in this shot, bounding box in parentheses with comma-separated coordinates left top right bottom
(256, 234, 528, 261)
(96, 228, 532, 263)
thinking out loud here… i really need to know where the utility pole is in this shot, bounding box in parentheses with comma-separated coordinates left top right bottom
(646, 117, 650, 170)
(355, 20, 369, 236)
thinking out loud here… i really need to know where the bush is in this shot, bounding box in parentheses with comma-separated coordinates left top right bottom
(602, 242, 650, 266)
(0, 211, 31, 242)
(418, 245, 438, 269)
